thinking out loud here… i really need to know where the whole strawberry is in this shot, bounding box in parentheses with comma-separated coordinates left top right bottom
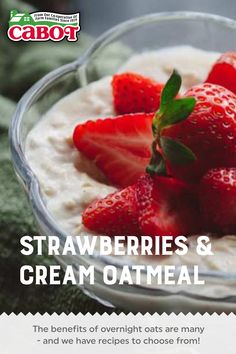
(206, 52, 236, 94)
(82, 185, 140, 236)
(112, 72, 163, 114)
(163, 83, 236, 181)
(200, 168, 236, 233)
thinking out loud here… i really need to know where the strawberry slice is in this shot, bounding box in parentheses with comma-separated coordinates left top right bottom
(136, 174, 201, 237)
(82, 173, 201, 237)
(82, 185, 140, 236)
(73, 113, 153, 187)
(206, 52, 236, 94)
(112, 72, 163, 114)
(200, 168, 236, 233)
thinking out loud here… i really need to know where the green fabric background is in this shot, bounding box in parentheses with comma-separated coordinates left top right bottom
(0, 0, 121, 314)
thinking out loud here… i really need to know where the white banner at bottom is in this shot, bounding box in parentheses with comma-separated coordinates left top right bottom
(0, 313, 235, 354)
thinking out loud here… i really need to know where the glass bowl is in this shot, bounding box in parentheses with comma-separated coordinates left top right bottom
(10, 12, 236, 313)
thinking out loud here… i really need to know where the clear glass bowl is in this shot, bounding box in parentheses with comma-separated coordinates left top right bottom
(10, 12, 236, 313)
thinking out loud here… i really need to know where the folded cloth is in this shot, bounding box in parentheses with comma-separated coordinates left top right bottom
(0, 95, 119, 314)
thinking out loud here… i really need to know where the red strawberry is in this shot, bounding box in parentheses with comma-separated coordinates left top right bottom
(163, 83, 236, 182)
(200, 168, 236, 233)
(74, 71, 196, 188)
(112, 72, 163, 114)
(136, 174, 201, 237)
(82, 185, 140, 236)
(73, 113, 153, 188)
(206, 52, 236, 94)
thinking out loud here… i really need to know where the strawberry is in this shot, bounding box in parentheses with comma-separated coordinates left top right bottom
(136, 174, 201, 237)
(200, 168, 236, 233)
(80, 70, 210, 238)
(73, 113, 153, 188)
(82, 185, 140, 236)
(206, 52, 236, 94)
(74, 71, 197, 188)
(163, 83, 236, 182)
(112, 72, 163, 114)
(79, 71, 203, 238)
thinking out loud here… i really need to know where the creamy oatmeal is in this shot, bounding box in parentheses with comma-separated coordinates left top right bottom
(25, 46, 236, 273)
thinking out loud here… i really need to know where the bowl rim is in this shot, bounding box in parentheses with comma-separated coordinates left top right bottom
(9, 11, 236, 305)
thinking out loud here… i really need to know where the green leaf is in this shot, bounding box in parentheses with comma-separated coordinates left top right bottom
(160, 70, 181, 111)
(159, 97, 196, 130)
(147, 70, 197, 177)
(146, 144, 167, 176)
(152, 114, 158, 136)
(160, 136, 196, 166)
(146, 155, 167, 176)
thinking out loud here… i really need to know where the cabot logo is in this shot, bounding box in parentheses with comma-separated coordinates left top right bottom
(7, 9, 80, 42)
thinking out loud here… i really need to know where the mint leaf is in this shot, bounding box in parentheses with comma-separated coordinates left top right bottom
(160, 70, 181, 111)
(160, 136, 196, 166)
(159, 97, 196, 130)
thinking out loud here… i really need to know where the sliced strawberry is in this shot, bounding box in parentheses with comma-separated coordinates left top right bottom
(112, 72, 163, 114)
(82, 185, 140, 236)
(73, 113, 153, 187)
(82, 173, 202, 237)
(206, 52, 236, 94)
(200, 168, 236, 233)
(136, 174, 201, 237)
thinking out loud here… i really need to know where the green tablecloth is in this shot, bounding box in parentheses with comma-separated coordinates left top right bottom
(0, 0, 127, 314)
